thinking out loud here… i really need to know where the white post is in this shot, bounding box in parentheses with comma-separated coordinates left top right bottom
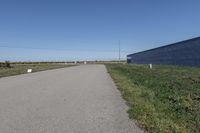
(149, 64, 153, 69)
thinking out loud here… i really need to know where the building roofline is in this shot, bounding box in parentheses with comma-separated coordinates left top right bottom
(127, 36, 200, 57)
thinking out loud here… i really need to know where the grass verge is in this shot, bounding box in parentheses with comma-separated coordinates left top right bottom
(0, 63, 75, 78)
(106, 64, 200, 133)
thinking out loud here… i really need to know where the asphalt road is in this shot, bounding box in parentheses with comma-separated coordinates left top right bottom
(0, 65, 143, 133)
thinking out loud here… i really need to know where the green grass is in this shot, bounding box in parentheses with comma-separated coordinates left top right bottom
(106, 64, 200, 133)
(0, 63, 75, 78)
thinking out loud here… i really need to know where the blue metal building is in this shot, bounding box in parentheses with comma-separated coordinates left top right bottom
(127, 37, 200, 67)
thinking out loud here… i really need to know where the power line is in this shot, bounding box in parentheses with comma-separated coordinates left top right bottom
(0, 45, 132, 53)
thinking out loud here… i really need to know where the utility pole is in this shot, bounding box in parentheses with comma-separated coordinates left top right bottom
(118, 40, 121, 63)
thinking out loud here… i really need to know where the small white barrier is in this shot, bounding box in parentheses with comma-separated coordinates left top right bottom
(27, 69, 32, 73)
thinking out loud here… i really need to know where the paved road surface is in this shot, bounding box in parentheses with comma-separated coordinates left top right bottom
(0, 65, 143, 133)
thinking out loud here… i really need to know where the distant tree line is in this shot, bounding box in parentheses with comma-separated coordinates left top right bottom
(9, 61, 71, 64)
(0, 60, 127, 68)
(0, 61, 11, 68)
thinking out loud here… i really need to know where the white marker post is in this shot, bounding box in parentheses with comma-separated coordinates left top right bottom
(149, 64, 153, 69)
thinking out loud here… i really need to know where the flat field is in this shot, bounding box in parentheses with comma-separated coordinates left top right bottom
(0, 63, 74, 78)
(106, 64, 200, 133)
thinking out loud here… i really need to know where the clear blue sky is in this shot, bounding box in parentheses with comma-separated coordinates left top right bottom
(0, 0, 200, 61)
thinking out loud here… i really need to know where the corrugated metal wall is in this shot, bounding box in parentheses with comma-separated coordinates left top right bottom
(127, 37, 200, 67)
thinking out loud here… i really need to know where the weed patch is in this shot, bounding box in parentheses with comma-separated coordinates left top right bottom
(106, 64, 200, 133)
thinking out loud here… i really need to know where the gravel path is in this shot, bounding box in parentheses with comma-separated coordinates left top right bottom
(0, 65, 143, 133)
